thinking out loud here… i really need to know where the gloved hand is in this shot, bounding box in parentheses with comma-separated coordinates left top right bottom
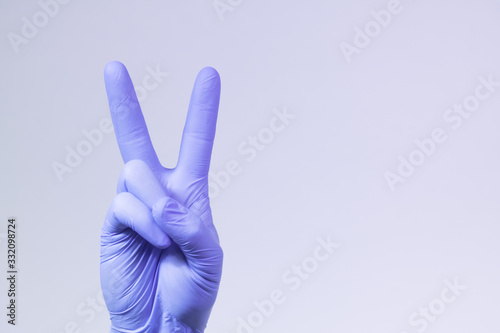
(100, 61, 223, 333)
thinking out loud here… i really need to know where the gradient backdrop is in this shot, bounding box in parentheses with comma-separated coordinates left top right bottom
(1, 1, 500, 332)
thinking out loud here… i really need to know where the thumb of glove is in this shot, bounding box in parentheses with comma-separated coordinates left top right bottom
(152, 197, 223, 277)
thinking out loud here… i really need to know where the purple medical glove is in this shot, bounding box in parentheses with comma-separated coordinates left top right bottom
(100, 61, 223, 333)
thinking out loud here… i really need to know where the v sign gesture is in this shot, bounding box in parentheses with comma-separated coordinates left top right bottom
(100, 61, 223, 333)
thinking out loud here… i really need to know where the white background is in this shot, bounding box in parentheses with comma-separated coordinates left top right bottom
(1, 0, 500, 332)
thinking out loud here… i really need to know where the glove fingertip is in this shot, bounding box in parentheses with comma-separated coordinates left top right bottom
(155, 233, 172, 249)
(152, 197, 169, 223)
(104, 61, 125, 81)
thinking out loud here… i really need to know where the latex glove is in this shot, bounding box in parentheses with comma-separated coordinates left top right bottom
(100, 61, 223, 333)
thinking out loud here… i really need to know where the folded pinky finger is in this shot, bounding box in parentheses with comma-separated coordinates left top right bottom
(103, 192, 172, 249)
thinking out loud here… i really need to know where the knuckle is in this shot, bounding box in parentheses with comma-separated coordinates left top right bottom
(111, 192, 133, 214)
